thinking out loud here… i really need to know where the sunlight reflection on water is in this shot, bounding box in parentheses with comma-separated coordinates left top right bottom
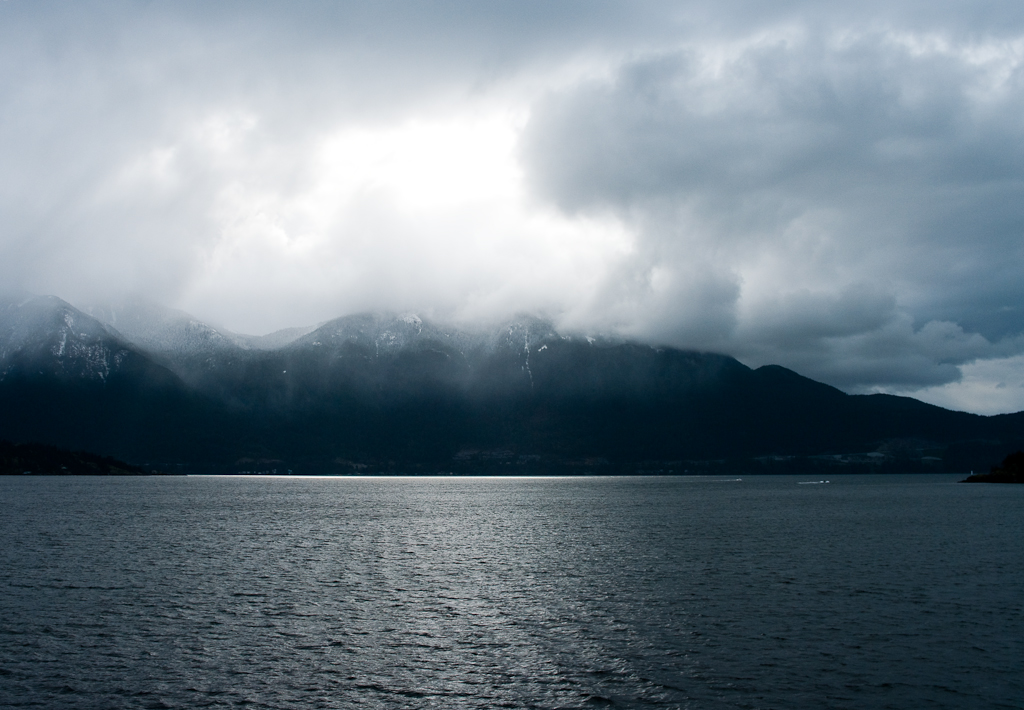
(1, 474, 1021, 709)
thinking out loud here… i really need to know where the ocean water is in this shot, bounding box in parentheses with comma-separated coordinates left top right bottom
(1, 474, 1021, 709)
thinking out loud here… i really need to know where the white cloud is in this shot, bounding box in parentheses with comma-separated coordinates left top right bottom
(167, 109, 634, 333)
(892, 355, 1024, 415)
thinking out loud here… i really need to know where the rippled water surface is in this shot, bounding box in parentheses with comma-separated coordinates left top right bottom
(1, 474, 1022, 709)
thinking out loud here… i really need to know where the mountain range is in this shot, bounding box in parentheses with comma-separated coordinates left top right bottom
(2, 293, 1021, 474)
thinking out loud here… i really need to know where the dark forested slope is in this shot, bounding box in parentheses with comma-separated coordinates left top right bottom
(2, 296, 1021, 473)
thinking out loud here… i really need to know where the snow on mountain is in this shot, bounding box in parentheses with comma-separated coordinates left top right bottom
(4, 291, 627, 399)
(85, 296, 243, 357)
(0, 294, 140, 382)
(293, 312, 478, 356)
(292, 311, 573, 360)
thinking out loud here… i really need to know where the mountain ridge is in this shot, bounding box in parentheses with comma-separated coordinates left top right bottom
(1, 293, 1021, 474)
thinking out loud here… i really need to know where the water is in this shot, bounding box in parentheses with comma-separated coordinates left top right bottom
(1, 475, 1021, 709)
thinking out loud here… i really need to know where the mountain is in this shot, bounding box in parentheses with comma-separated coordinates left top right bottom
(85, 296, 240, 358)
(86, 295, 316, 355)
(2, 293, 134, 381)
(0, 294, 215, 462)
(83, 296, 318, 399)
(2, 295, 1022, 474)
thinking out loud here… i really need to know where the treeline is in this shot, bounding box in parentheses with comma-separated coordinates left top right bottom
(962, 451, 1024, 483)
(0, 440, 160, 475)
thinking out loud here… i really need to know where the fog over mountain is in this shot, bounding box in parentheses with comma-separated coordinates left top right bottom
(2, 1, 1024, 414)
(4, 291, 1021, 474)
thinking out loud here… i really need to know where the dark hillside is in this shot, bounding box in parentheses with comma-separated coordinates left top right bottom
(2, 304, 1021, 473)
(0, 440, 157, 475)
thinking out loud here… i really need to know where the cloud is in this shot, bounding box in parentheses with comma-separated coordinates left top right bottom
(911, 354, 1024, 415)
(0, 2, 1023, 412)
(522, 24, 1024, 402)
(0, 2, 640, 330)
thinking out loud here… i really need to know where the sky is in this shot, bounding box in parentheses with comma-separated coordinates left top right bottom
(1, 1, 1023, 414)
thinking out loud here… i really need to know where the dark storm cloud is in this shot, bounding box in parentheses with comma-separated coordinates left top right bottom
(522, 26, 1024, 390)
(1, 1, 1023, 410)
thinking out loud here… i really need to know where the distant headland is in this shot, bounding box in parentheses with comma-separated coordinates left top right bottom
(961, 451, 1024, 483)
(0, 440, 169, 476)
